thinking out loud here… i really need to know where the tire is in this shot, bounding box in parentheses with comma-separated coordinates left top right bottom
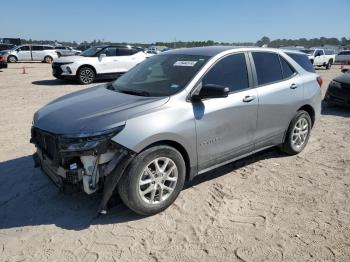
(280, 110, 312, 155)
(7, 55, 17, 63)
(77, 66, 95, 84)
(44, 56, 53, 63)
(118, 145, 186, 215)
(326, 60, 332, 70)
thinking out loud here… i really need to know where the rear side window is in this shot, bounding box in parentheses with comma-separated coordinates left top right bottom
(286, 52, 315, 73)
(202, 53, 249, 92)
(252, 52, 283, 85)
(32, 46, 44, 51)
(279, 56, 295, 78)
(117, 48, 133, 56)
(44, 46, 53, 50)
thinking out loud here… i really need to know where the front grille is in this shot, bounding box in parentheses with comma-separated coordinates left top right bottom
(52, 63, 63, 75)
(32, 128, 58, 160)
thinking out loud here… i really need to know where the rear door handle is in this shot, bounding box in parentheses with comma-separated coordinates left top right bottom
(242, 95, 256, 102)
(290, 83, 298, 89)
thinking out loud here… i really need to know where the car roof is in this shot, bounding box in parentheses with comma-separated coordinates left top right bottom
(162, 46, 299, 57)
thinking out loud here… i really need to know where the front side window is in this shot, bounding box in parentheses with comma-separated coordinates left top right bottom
(80, 46, 104, 57)
(117, 48, 133, 56)
(202, 53, 249, 92)
(100, 47, 117, 56)
(44, 46, 53, 50)
(252, 52, 283, 85)
(112, 54, 209, 96)
(17, 45, 30, 51)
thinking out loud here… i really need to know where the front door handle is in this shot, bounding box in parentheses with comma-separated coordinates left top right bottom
(242, 95, 256, 103)
(290, 83, 298, 89)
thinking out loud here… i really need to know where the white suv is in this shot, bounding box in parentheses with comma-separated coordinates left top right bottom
(52, 45, 147, 84)
(5, 45, 58, 63)
(301, 49, 336, 69)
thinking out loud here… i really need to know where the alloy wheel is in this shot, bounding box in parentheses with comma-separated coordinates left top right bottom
(291, 117, 309, 148)
(79, 68, 94, 84)
(138, 157, 178, 204)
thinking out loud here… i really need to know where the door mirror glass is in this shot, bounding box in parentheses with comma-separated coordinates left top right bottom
(98, 53, 106, 61)
(192, 84, 229, 101)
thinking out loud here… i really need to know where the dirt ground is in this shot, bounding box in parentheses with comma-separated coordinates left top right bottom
(0, 62, 349, 262)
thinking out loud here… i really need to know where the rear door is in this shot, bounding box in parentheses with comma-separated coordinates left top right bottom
(16, 45, 31, 61)
(250, 52, 303, 150)
(195, 53, 258, 172)
(31, 45, 44, 60)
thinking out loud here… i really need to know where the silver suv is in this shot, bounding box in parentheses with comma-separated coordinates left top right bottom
(31, 47, 322, 215)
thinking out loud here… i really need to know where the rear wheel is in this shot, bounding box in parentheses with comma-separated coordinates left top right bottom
(7, 55, 17, 63)
(118, 145, 186, 215)
(326, 60, 332, 70)
(280, 110, 312, 155)
(77, 66, 95, 84)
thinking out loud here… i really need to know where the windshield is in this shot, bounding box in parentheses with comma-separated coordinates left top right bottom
(111, 54, 209, 97)
(80, 46, 104, 57)
(300, 49, 314, 55)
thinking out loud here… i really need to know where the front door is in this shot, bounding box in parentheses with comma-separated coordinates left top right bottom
(16, 45, 31, 61)
(313, 49, 325, 66)
(194, 53, 258, 172)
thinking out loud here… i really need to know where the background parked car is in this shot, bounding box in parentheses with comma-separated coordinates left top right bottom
(324, 68, 350, 107)
(4, 45, 58, 63)
(301, 48, 336, 69)
(0, 55, 7, 69)
(52, 45, 148, 84)
(0, 43, 15, 51)
(54, 46, 81, 57)
(335, 50, 350, 65)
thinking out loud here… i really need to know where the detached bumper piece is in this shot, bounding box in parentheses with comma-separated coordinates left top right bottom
(31, 126, 135, 214)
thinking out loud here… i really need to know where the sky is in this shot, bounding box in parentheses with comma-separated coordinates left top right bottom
(1, 0, 349, 43)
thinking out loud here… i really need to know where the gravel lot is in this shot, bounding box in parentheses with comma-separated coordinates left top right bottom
(0, 62, 349, 262)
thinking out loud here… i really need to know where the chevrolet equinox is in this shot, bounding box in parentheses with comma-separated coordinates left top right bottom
(31, 47, 322, 215)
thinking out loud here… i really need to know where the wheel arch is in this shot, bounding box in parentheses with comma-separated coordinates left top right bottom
(297, 104, 315, 127)
(77, 64, 97, 75)
(140, 140, 192, 181)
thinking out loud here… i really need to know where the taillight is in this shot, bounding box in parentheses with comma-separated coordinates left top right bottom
(316, 76, 323, 88)
(0, 56, 3, 62)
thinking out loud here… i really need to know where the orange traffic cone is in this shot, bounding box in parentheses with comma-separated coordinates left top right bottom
(22, 66, 26, 74)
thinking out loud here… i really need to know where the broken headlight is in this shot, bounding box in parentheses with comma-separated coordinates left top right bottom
(59, 125, 125, 152)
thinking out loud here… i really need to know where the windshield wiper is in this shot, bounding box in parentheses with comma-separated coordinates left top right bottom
(118, 89, 150, 97)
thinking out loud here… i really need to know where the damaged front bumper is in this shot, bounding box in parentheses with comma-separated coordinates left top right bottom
(30, 126, 135, 214)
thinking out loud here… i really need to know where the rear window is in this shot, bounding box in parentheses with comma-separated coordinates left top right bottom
(286, 52, 315, 73)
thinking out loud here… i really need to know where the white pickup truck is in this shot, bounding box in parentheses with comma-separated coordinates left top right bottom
(301, 49, 336, 69)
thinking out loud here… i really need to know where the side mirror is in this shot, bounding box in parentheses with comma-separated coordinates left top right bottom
(98, 53, 106, 61)
(192, 84, 229, 101)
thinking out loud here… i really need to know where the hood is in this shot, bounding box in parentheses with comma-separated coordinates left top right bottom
(54, 55, 95, 63)
(34, 84, 169, 134)
(334, 72, 350, 85)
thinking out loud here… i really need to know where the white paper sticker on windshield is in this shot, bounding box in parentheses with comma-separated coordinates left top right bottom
(174, 61, 198, 67)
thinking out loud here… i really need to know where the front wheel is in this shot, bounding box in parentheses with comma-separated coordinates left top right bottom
(77, 66, 95, 84)
(118, 145, 186, 215)
(280, 110, 312, 155)
(7, 55, 17, 63)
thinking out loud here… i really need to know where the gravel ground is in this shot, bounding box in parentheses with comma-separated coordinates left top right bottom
(0, 62, 349, 262)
